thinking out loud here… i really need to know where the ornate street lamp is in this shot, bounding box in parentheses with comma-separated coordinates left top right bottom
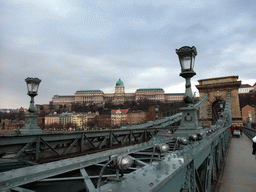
(176, 46, 197, 104)
(26, 77, 41, 112)
(155, 105, 159, 120)
(174, 46, 206, 140)
(20, 77, 43, 135)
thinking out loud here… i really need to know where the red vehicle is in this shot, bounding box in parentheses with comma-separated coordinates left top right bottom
(230, 125, 235, 136)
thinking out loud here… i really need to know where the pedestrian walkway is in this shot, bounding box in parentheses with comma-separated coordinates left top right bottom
(218, 134, 256, 192)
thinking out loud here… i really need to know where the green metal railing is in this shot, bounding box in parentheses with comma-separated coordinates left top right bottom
(243, 126, 256, 140)
(0, 92, 236, 192)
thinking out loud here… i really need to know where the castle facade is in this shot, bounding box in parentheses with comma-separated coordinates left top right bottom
(51, 79, 185, 106)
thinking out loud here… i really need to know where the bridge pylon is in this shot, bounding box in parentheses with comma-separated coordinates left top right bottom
(196, 76, 242, 127)
(174, 104, 206, 140)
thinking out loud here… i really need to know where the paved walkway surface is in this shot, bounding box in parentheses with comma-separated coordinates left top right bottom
(218, 134, 256, 192)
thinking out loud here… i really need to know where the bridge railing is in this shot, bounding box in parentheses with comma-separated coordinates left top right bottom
(99, 92, 232, 192)
(0, 112, 182, 162)
(0, 92, 235, 192)
(243, 126, 256, 140)
(194, 93, 209, 109)
(0, 121, 232, 192)
(100, 124, 232, 192)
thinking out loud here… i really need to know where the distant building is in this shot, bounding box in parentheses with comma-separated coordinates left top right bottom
(165, 93, 184, 102)
(52, 95, 75, 104)
(71, 112, 99, 129)
(19, 107, 25, 114)
(45, 113, 59, 126)
(241, 105, 255, 123)
(127, 110, 146, 125)
(111, 109, 129, 126)
(59, 112, 74, 127)
(71, 113, 87, 129)
(50, 79, 185, 106)
(135, 88, 165, 102)
(239, 83, 256, 94)
(113, 79, 126, 103)
(86, 112, 99, 122)
(74, 90, 104, 104)
(248, 110, 256, 124)
(50, 96, 74, 112)
(0, 119, 24, 130)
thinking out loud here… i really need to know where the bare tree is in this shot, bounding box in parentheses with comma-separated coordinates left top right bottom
(146, 105, 156, 121)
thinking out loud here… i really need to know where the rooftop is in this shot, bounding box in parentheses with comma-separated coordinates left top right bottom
(111, 109, 129, 115)
(165, 93, 185, 95)
(76, 90, 103, 93)
(45, 113, 59, 117)
(116, 79, 124, 86)
(136, 88, 164, 91)
(240, 84, 252, 88)
(53, 95, 74, 97)
(59, 112, 74, 116)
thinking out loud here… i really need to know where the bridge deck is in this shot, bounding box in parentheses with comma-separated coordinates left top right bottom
(218, 134, 256, 192)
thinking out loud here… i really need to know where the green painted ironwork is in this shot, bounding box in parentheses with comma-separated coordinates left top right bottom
(20, 77, 43, 135)
(0, 91, 235, 192)
(0, 114, 182, 162)
(243, 127, 256, 140)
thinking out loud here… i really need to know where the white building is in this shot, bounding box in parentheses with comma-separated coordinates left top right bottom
(239, 84, 254, 94)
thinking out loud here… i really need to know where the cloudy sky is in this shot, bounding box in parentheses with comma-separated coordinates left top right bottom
(1, 0, 256, 109)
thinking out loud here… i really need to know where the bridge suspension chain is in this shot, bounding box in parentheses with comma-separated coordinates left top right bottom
(194, 93, 209, 109)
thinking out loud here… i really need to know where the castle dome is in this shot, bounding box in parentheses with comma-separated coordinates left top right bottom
(116, 79, 124, 86)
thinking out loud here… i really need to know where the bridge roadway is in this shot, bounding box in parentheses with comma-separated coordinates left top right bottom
(218, 134, 256, 192)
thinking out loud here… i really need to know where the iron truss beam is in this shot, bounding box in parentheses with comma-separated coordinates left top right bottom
(0, 93, 236, 191)
(0, 124, 231, 192)
(0, 137, 175, 191)
(0, 125, 180, 162)
(99, 125, 231, 192)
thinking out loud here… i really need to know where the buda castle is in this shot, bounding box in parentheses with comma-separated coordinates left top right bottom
(51, 79, 184, 108)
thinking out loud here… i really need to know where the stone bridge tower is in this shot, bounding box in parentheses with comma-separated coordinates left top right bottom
(196, 76, 242, 126)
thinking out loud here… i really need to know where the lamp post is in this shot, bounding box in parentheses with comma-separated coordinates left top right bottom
(176, 46, 197, 104)
(155, 105, 159, 120)
(174, 46, 206, 140)
(219, 101, 224, 118)
(20, 77, 43, 135)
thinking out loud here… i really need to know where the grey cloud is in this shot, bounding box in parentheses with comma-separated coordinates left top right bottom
(115, 3, 169, 22)
(1, 0, 256, 108)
